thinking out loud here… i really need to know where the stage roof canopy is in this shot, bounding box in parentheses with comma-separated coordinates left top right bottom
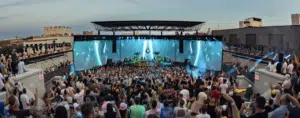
(92, 20, 205, 32)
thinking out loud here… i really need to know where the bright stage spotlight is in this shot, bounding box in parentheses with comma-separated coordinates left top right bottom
(94, 40, 102, 66)
(189, 41, 193, 54)
(149, 40, 154, 59)
(285, 54, 291, 59)
(249, 52, 273, 72)
(142, 40, 147, 58)
(273, 53, 278, 60)
(194, 41, 201, 66)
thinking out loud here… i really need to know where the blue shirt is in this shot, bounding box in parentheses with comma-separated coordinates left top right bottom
(72, 111, 83, 118)
(160, 107, 173, 118)
(269, 105, 288, 118)
(0, 64, 5, 69)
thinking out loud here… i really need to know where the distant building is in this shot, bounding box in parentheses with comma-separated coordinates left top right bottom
(239, 17, 263, 28)
(212, 25, 300, 55)
(83, 31, 93, 35)
(292, 14, 300, 25)
(43, 26, 72, 36)
(24, 36, 73, 47)
(239, 21, 244, 28)
(0, 38, 24, 48)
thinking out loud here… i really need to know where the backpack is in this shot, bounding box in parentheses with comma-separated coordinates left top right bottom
(175, 109, 186, 118)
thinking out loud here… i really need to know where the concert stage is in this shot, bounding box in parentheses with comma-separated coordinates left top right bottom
(73, 20, 223, 71)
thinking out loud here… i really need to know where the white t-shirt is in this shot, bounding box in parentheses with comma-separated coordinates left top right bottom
(197, 113, 211, 118)
(76, 81, 83, 90)
(20, 94, 30, 109)
(219, 83, 228, 93)
(287, 64, 294, 75)
(74, 90, 84, 105)
(282, 62, 287, 74)
(180, 89, 190, 101)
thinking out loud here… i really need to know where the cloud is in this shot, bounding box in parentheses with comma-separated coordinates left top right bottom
(0, 16, 9, 20)
(0, 0, 35, 8)
(123, 0, 142, 4)
(0, 0, 60, 8)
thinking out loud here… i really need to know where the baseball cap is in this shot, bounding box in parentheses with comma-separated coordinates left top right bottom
(119, 103, 128, 110)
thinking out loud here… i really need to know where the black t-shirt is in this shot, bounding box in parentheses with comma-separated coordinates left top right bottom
(276, 62, 282, 74)
(248, 112, 268, 118)
(207, 105, 216, 118)
(105, 111, 117, 118)
(288, 105, 300, 118)
(120, 110, 127, 118)
(232, 95, 244, 109)
(9, 109, 30, 118)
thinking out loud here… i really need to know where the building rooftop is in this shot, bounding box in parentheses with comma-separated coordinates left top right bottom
(213, 25, 300, 31)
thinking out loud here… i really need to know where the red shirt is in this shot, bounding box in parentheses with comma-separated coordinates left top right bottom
(211, 90, 220, 103)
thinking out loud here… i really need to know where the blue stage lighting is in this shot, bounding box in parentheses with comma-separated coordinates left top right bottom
(194, 41, 201, 66)
(149, 40, 154, 59)
(273, 53, 278, 60)
(285, 54, 291, 59)
(142, 40, 147, 58)
(249, 52, 273, 72)
(189, 41, 193, 54)
(94, 40, 102, 66)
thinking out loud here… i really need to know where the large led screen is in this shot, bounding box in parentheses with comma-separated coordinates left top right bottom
(73, 40, 110, 71)
(188, 40, 223, 71)
(119, 39, 177, 60)
(73, 39, 222, 71)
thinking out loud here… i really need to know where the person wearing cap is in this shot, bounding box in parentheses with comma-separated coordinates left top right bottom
(119, 103, 128, 118)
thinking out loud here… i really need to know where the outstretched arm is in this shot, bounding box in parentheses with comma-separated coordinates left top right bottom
(4, 85, 9, 106)
(221, 93, 240, 118)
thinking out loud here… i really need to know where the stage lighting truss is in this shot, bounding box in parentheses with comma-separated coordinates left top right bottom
(93, 22, 205, 32)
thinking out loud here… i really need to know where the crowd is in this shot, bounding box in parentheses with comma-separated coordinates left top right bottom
(0, 61, 298, 118)
(0, 50, 29, 77)
(0, 45, 72, 76)
(223, 46, 263, 57)
(266, 55, 300, 77)
(21, 45, 71, 59)
(44, 61, 71, 74)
